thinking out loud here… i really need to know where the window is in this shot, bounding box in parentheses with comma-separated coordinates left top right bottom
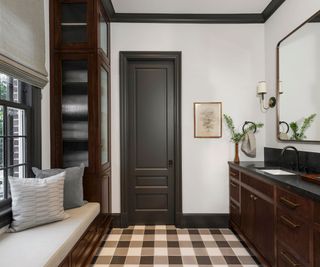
(0, 73, 33, 201)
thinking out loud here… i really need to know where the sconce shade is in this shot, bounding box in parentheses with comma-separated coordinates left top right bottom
(257, 81, 267, 94)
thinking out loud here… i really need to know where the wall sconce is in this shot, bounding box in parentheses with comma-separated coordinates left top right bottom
(257, 81, 276, 111)
(278, 81, 284, 95)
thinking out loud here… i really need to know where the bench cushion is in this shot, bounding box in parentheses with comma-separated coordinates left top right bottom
(0, 202, 100, 267)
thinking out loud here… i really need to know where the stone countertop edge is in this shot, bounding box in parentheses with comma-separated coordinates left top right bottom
(228, 161, 320, 202)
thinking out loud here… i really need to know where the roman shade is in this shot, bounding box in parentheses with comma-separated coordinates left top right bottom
(0, 0, 48, 88)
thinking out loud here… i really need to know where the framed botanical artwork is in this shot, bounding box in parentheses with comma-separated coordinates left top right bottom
(194, 102, 222, 138)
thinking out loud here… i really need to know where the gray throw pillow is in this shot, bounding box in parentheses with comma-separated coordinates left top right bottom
(9, 173, 67, 232)
(32, 164, 85, 210)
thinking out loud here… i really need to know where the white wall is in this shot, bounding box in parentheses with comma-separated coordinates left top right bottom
(265, 0, 320, 152)
(111, 23, 266, 213)
(42, 0, 51, 169)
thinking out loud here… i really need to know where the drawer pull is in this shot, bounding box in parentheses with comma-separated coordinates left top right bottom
(280, 197, 300, 209)
(230, 171, 238, 177)
(230, 182, 238, 188)
(280, 251, 300, 266)
(280, 216, 300, 229)
(230, 203, 238, 210)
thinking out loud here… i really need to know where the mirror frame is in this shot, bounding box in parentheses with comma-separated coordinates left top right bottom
(276, 10, 320, 143)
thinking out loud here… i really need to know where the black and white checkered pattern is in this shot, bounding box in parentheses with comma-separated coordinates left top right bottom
(92, 225, 260, 266)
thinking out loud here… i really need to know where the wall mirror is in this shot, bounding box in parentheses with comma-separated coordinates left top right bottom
(277, 10, 320, 142)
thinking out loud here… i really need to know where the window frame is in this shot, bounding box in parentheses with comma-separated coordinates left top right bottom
(0, 98, 31, 199)
(0, 74, 41, 228)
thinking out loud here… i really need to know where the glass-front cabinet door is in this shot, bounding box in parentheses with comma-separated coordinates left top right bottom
(100, 65, 110, 167)
(99, 13, 109, 59)
(60, 57, 90, 168)
(56, 0, 93, 49)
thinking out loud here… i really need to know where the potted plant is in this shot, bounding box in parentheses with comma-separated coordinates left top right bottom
(224, 114, 263, 163)
(289, 114, 316, 141)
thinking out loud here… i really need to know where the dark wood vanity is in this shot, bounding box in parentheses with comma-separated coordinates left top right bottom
(229, 162, 320, 267)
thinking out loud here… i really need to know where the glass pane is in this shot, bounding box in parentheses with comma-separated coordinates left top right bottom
(0, 170, 4, 200)
(62, 60, 89, 168)
(8, 165, 26, 178)
(61, 3, 88, 44)
(0, 138, 4, 168)
(0, 106, 3, 136)
(99, 16, 108, 55)
(0, 73, 30, 105)
(62, 3, 87, 23)
(8, 138, 26, 167)
(100, 68, 109, 164)
(62, 26, 87, 43)
(7, 107, 26, 136)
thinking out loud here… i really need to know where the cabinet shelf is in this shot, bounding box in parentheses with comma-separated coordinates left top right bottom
(61, 23, 87, 26)
(63, 139, 88, 143)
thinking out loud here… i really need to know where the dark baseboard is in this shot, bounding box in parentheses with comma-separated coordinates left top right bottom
(111, 213, 229, 228)
(180, 213, 229, 228)
(111, 213, 122, 228)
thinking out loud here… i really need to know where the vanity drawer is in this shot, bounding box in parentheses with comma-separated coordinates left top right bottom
(277, 242, 305, 267)
(315, 201, 320, 225)
(230, 180, 240, 202)
(230, 200, 240, 226)
(277, 209, 310, 263)
(241, 173, 274, 199)
(277, 187, 312, 220)
(229, 168, 239, 180)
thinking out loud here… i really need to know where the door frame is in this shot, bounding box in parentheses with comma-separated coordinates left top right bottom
(120, 51, 182, 227)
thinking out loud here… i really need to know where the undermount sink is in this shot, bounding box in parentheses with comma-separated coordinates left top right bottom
(259, 169, 296, 176)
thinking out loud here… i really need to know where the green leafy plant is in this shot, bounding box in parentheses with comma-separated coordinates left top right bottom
(224, 114, 264, 144)
(290, 113, 317, 141)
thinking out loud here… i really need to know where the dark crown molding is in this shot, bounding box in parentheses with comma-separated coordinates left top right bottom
(262, 0, 286, 21)
(103, 0, 285, 24)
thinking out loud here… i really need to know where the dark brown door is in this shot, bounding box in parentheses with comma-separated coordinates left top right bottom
(126, 60, 175, 225)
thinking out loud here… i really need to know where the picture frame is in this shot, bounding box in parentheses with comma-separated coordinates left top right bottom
(194, 102, 222, 138)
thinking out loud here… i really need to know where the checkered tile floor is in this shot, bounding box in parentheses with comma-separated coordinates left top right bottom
(91, 225, 260, 266)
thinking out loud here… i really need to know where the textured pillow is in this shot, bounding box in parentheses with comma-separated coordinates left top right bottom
(8, 173, 67, 232)
(32, 164, 85, 210)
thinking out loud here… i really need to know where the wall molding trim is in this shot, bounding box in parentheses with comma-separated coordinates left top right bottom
(111, 213, 229, 228)
(103, 0, 285, 24)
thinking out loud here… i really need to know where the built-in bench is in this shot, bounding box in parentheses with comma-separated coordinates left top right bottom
(0, 203, 111, 267)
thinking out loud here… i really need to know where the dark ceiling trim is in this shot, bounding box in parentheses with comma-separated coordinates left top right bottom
(104, 0, 285, 24)
(262, 0, 286, 21)
(112, 13, 265, 24)
(102, 0, 115, 18)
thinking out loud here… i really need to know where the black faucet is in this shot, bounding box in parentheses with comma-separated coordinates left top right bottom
(281, 146, 300, 171)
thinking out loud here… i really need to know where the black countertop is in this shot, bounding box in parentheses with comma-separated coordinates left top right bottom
(229, 161, 320, 202)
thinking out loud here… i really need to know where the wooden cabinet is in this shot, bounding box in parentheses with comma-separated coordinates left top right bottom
(240, 183, 274, 265)
(254, 195, 274, 265)
(315, 227, 320, 267)
(229, 164, 320, 267)
(50, 0, 111, 212)
(59, 214, 112, 267)
(241, 187, 255, 240)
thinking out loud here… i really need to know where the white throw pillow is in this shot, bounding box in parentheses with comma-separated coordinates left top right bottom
(8, 172, 67, 232)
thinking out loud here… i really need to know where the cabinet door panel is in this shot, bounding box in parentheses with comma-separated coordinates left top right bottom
(55, 0, 94, 49)
(277, 243, 304, 267)
(315, 229, 320, 267)
(277, 208, 310, 264)
(241, 187, 255, 241)
(255, 197, 275, 265)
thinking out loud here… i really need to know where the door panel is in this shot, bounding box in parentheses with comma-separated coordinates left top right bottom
(241, 187, 255, 240)
(127, 61, 175, 225)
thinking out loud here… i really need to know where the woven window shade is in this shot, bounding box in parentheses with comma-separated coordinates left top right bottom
(0, 0, 48, 88)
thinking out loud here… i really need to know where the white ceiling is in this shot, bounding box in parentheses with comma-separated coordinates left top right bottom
(111, 0, 273, 14)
